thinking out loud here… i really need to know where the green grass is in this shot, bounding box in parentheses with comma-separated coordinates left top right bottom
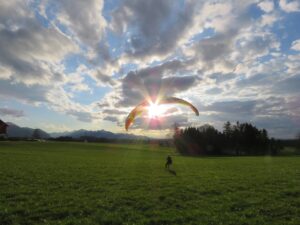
(0, 141, 299, 225)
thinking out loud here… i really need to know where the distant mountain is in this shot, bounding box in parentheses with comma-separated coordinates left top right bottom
(6, 122, 51, 139)
(3, 121, 148, 140)
(50, 129, 149, 140)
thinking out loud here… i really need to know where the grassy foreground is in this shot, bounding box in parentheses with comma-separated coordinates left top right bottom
(0, 141, 299, 225)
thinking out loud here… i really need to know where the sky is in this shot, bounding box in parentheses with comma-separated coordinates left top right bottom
(0, 0, 300, 138)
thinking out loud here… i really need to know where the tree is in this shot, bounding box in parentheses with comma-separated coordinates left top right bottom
(297, 132, 300, 150)
(173, 123, 186, 155)
(223, 121, 232, 137)
(32, 129, 41, 139)
(173, 121, 275, 156)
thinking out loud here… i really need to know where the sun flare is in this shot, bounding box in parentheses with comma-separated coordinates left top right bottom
(147, 103, 166, 118)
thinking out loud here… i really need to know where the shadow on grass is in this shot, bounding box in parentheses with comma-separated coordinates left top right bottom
(166, 168, 177, 176)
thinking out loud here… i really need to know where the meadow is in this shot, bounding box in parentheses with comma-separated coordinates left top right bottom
(0, 141, 299, 225)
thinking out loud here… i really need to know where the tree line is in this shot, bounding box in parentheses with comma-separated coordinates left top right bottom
(173, 121, 283, 155)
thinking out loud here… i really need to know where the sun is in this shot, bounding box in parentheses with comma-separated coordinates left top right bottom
(147, 103, 166, 118)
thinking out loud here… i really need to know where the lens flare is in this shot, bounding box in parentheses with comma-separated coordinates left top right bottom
(147, 103, 166, 118)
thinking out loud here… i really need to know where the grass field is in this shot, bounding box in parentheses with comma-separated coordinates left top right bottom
(0, 141, 299, 225)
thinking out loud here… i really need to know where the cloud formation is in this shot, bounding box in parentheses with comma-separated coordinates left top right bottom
(279, 0, 300, 13)
(258, 0, 274, 13)
(0, 0, 77, 85)
(0, 108, 25, 118)
(291, 39, 300, 51)
(0, 0, 299, 138)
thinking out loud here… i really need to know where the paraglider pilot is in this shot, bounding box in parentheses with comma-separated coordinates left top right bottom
(165, 155, 172, 169)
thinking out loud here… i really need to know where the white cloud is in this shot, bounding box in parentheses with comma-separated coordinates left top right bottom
(0, 107, 24, 117)
(0, 65, 12, 79)
(285, 54, 300, 74)
(110, 0, 204, 64)
(46, 86, 101, 122)
(258, 0, 274, 13)
(0, 0, 78, 86)
(261, 13, 278, 26)
(0, 0, 102, 124)
(279, 0, 300, 12)
(38, 0, 111, 71)
(43, 0, 107, 47)
(291, 39, 300, 51)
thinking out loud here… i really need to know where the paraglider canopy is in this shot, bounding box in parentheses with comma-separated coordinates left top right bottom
(125, 96, 199, 131)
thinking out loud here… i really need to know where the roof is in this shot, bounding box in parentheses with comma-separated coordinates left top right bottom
(0, 120, 8, 134)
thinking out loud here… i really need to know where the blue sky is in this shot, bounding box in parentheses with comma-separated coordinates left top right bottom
(0, 0, 300, 138)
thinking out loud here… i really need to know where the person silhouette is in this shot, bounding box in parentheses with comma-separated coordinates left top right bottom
(165, 155, 172, 169)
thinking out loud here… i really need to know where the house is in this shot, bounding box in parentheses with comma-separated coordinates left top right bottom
(0, 120, 8, 134)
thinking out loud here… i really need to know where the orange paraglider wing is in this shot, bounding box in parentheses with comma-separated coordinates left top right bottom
(125, 100, 148, 131)
(159, 97, 199, 116)
(125, 97, 199, 131)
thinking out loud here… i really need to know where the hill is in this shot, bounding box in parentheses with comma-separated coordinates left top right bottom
(6, 122, 50, 139)
(3, 121, 148, 140)
(50, 129, 149, 140)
